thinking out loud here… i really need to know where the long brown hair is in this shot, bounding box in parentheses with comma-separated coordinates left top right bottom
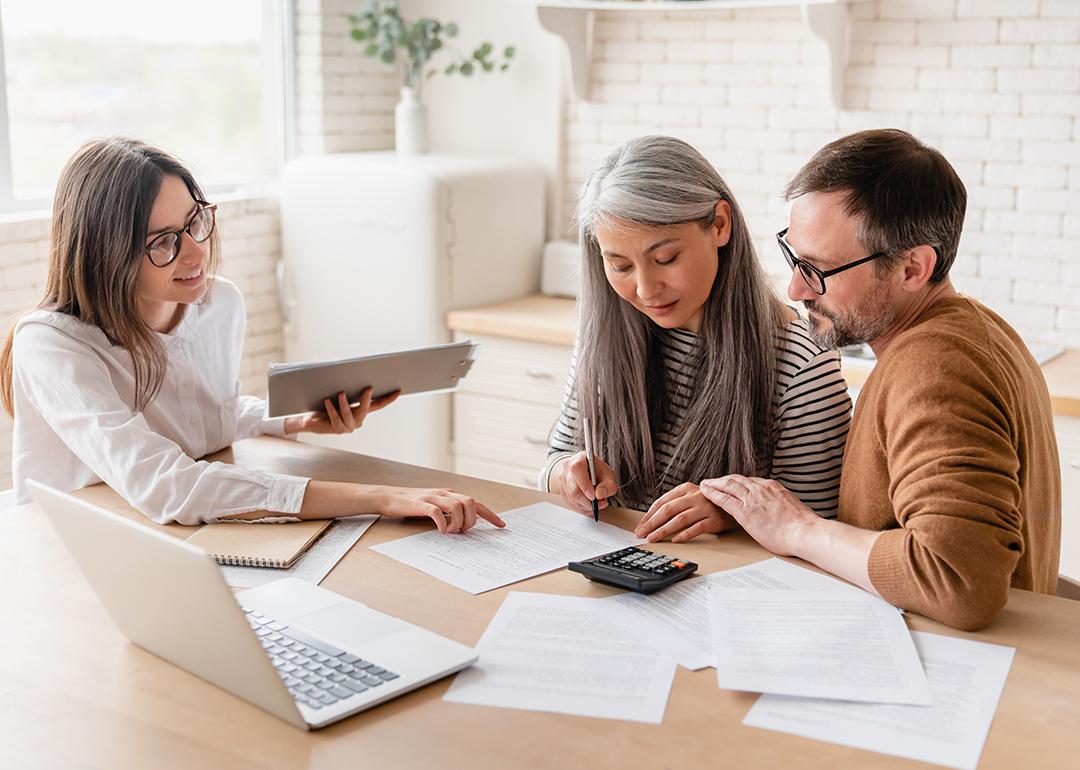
(575, 135, 786, 504)
(0, 137, 218, 416)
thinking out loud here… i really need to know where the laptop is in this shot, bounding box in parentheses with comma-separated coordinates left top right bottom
(27, 480, 478, 730)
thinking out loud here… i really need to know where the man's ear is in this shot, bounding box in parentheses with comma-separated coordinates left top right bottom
(713, 200, 733, 248)
(899, 245, 938, 292)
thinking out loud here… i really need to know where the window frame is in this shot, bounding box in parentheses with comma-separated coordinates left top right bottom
(0, 0, 296, 213)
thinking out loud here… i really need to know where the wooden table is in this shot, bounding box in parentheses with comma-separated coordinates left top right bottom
(4, 437, 1079, 770)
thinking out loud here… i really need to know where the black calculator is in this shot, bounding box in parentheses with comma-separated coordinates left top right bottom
(568, 547, 698, 594)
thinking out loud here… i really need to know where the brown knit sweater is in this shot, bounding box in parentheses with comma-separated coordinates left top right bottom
(838, 297, 1061, 631)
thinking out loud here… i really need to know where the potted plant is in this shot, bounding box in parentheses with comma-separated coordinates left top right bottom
(348, 0, 516, 154)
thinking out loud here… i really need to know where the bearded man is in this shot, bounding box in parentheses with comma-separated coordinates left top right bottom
(700, 129, 1061, 631)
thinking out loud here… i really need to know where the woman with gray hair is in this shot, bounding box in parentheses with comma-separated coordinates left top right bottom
(541, 135, 851, 543)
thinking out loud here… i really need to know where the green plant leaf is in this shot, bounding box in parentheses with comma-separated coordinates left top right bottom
(347, 7, 516, 82)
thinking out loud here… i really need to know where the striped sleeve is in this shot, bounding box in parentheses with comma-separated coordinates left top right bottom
(770, 321, 852, 517)
(540, 343, 582, 493)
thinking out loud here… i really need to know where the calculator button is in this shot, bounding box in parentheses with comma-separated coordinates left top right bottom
(672, 561, 686, 568)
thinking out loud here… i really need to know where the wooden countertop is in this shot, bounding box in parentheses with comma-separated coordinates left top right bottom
(448, 294, 578, 347)
(447, 294, 1080, 417)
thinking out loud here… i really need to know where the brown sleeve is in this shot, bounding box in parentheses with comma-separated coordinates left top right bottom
(867, 334, 1023, 631)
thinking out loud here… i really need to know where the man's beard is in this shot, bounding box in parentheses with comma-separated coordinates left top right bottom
(802, 280, 897, 349)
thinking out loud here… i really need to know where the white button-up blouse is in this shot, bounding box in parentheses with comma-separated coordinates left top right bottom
(10, 278, 309, 523)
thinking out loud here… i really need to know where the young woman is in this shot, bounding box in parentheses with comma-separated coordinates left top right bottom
(543, 135, 850, 543)
(1, 137, 502, 533)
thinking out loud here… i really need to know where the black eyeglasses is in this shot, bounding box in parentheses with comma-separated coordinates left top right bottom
(776, 227, 890, 295)
(145, 203, 217, 268)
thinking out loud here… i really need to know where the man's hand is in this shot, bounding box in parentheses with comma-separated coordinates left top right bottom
(699, 475, 817, 556)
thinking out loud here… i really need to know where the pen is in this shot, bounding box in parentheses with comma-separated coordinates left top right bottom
(583, 416, 599, 522)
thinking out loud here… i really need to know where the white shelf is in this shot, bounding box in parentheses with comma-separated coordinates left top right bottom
(539, 1, 842, 10)
(536, 0, 855, 107)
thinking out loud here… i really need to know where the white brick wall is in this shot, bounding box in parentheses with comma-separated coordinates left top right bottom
(563, 0, 1080, 348)
(0, 198, 284, 490)
(294, 0, 398, 155)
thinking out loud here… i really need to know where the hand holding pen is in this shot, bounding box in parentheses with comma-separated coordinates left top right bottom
(553, 420, 619, 518)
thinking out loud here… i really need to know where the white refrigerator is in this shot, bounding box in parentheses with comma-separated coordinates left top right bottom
(278, 153, 545, 470)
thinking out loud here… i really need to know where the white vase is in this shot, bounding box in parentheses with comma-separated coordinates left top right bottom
(394, 86, 428, 155)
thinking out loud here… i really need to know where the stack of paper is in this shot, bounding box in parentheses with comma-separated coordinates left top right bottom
(708, 587, 932, 704)
(589, 557, 855, 671)
(695, 564, 1014, 769)
(744, 632, 1014, 770)
(444, 592, 676, 724)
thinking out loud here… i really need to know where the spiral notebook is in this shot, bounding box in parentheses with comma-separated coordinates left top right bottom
(185, 520, 332, 569)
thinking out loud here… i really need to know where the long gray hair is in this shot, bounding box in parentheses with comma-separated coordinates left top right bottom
(575, 135, 785, 504)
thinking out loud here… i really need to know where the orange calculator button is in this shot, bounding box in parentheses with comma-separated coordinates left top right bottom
(672, 561, 685, 568)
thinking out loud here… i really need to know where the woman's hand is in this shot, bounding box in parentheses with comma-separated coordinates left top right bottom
(377, 487, 506, 534)
(552, 452, 619, 516)
(284, 387, 399, 436)
(634, 482, 737, 543)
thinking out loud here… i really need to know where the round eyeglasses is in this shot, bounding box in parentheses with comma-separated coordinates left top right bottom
(146, 203, 217, 268)
(776, 227, 890, 296)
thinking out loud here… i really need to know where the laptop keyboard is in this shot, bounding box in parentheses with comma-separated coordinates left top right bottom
(242, 606, 400, 711)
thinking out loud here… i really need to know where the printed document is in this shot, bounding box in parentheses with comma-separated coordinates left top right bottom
(744, 632, 1014, 770)
(592, 558, 858, 670)
(709, 588, 933, 705)
(444, 591, 676, 723)
(371, 502, 644, 594)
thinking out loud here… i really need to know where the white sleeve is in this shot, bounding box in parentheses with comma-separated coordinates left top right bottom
(221, 279, 291, 442)
(770, 350, 851, 518)
(234, 394, 290, 440)
(16, 327, 309, 525)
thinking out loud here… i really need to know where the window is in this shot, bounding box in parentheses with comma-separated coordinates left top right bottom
(0, 0, 292, 210)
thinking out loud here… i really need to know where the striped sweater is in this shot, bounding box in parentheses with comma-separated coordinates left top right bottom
(541, 316, 852, 515)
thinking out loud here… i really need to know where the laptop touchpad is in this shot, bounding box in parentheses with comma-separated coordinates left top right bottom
(293, 601, 409, 647)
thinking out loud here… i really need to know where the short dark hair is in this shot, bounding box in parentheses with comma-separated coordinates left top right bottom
(784, 129, 966, 284)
